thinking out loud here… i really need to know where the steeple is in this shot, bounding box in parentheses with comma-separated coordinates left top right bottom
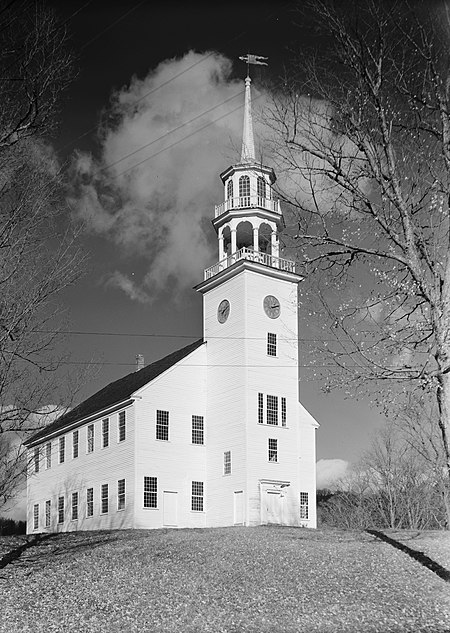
(240, 76, 255, 163)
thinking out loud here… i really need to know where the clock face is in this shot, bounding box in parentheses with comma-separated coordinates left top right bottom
(217, 299, 230, 323)
(263, 295, 281, 319)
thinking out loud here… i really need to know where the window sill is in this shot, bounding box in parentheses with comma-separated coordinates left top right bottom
(143, 506, 158, 510)
(190, 510, 205, 514)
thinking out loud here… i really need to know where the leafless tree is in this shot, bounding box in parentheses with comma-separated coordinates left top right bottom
(0, 1, 83, 509)
(266, 0, 450, 526)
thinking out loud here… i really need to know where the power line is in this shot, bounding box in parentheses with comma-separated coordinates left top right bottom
(79, 0, 147, 50)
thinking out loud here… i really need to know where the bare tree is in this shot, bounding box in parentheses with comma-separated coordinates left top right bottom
(266, 0, 450, 526)
(0, 1, 83, 509)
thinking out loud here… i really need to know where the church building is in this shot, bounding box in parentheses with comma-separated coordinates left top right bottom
(25, 71, 319, 533)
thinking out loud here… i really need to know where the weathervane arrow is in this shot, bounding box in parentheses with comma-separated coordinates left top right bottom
(239, 54, 269, 66)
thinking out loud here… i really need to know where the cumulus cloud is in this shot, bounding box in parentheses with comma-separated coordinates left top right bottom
(69, 51, 275, 300)
(316, 458, 349, 489)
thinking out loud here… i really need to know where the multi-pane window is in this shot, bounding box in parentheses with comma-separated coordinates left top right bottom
(58, 496, 64, 524)
(227, 179, 233, 200)
(72, 492, 78, 521)
(281, 397, 287, 427)
(192, 415, 204, 445)
(117, 479, 126, 511)
(267, 395, 278, 425)
(267, 333, 277, 356)
(59, 437, 65, 464)
(46, 442, 52, 469)
(144, 477, 157, 508)
(101, 484, 109, 514)
(86, 488, 94, 517)
(87, 424, 94, 453)
(300, 492, 309, 519)
(258, 393, 264, 424)
(224, 451, 231, 475)
(268, 438, 278, 462)
(45, 500, 51, 528)
(156, 410, 169, 441)
(118, 411, 126, 442)
(191, 481, 204, 511)
(102, 418, 109, 448)
(33, 503, 39, 530)
(239, 175, 250, 202)
(73, 430, 79, 459)
(257, 175, 266, 199)
(34, 447, 40, 473)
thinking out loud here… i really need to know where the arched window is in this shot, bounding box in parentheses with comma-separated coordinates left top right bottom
(239, 175, 250, 206)
(227, 179, 233, 200)
(257, 176, 266, 201)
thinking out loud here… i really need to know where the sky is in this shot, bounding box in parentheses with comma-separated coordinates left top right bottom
(32, 0, 395, 490)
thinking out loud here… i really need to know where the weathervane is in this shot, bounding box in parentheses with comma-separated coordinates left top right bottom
(239, 53, 268, 78)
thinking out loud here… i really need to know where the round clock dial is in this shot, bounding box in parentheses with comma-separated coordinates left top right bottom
(263, 295, 281, 319)
(217, 299, 230, 323)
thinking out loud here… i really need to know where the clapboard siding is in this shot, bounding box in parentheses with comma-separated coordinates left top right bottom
(133, 344, 207, 529)
(26, 404, 135, 533)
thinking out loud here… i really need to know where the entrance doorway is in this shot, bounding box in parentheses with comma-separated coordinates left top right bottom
(163, 491, 178, 527)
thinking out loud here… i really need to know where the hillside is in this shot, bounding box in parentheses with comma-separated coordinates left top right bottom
(0, 527, 449, 632)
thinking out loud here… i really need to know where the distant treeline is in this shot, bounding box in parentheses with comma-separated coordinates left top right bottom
(0, 518, 26, 535)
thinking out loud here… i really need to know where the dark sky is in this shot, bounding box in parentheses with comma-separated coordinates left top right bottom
(38, 0, 388, 479)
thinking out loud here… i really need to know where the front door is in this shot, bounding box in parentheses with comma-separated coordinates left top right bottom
(234, 490, 244, 525)
(163, 491, 178, 527)
(264, 489, 284, 524)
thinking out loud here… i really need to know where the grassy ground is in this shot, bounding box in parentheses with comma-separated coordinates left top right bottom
(0, 526, 449, 633)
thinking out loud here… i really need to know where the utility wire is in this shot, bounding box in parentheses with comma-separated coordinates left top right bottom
(79, 0, 147, 50)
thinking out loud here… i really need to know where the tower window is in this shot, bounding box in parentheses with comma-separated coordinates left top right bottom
(101, 484, 109, 514)
(238, 175, 250, 204)
(224, 450, 231, 475)
(156, 410, 169, 441)
(191, 481, 204, 511)
(102, 418, 109, 448)
(300, 492, 309, 519)
(258, 393, 264, 424)
(268, 438, 278, 462)
(72, 492, 78, 521)
(73, 430, 79, 459)
(267, 333, 277, 356)
(144, 476, 157, 508)
(227, 179, 233, 200)
(192, 415, 204, 445)
(257, 176, 266, 199)
(118, 411, 126, 442)
(281, 397, 287, 427)
(267, 395, 278, 425)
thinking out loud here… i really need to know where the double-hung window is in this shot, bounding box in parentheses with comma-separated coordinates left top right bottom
(33, 503, 39, 530)
(281, 397, 287, 427)
(191, 481, 204, 511)
(45, 500, 51, 528)
(192, 415, 204, 444)
(72, 492, 78, 520)
(258, 393, 264, 424)
(268, 438, 278, 462)
(87, 424, 94, 453)
(156, 410, 169, 441)
(118, 411, 126, 442)
(117, 479, 126, 510)
(223, 451, 231, 475)
(73, 430, 79, 459)
(59, 437, 65, 464)
(101, 484, 109, 514)
(102, 418, 109, 448)
(300, 492, 309, 519)
(266, 395, 278, 425)
(144, 477, 157, 508)
(34, 447, 40, 473)
(86, 488, 94, 517)
(267, 333, 277, 356)
(58, 496, 64, 523)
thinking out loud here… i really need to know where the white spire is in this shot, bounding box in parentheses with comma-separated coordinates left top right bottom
(240, 75, 255, 163)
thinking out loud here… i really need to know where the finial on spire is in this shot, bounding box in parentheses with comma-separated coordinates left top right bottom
(238, 55, 268, 163)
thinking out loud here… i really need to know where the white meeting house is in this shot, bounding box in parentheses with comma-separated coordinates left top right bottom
(25, 71, 319, 533)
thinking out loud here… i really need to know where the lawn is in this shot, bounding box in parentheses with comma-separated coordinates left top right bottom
(0, 527, 449, 633)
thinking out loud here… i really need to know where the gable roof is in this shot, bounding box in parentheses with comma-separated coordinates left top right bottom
(26, 339, 205, 446)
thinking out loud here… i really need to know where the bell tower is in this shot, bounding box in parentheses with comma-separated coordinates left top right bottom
(195, 67, 317, 529)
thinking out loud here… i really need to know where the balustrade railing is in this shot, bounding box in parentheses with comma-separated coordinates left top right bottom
(215, 195, 281, 218)
(204, 247, 296, 280)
